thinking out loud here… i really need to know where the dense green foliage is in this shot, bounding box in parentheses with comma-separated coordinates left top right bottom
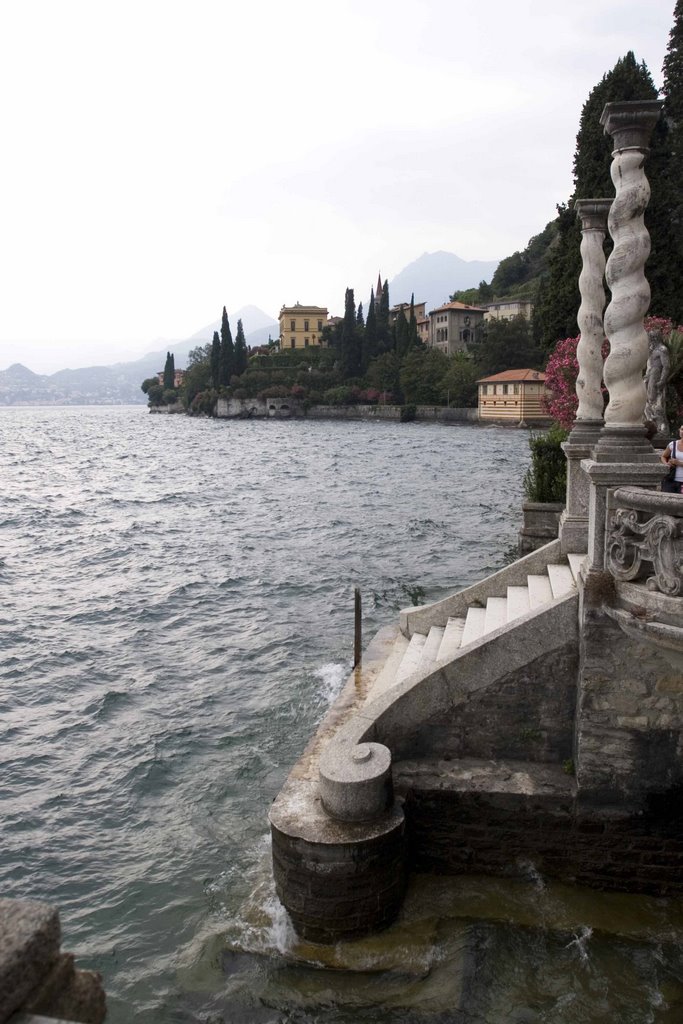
(457, 17, 683, 349)
(153, 286, 504, 415)
(163, 351, 175, 391)
(523, 426, 568, 503)
(535, 52, 667, 346)
(470, 315, 544, 378)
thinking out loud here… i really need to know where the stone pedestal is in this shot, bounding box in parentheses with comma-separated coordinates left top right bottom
(559, 420, 602, 554)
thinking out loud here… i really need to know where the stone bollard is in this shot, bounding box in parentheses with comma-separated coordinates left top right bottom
(0, 899, 105, 1024)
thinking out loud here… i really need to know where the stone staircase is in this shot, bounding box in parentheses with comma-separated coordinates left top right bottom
(371, 551, 585, 698)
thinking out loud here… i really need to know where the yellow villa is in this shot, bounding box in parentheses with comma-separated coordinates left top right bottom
(278, 303, 328, 350)
(477, 368, 550, 423)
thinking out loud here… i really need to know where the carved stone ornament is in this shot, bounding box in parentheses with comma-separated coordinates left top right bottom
(607, 507, 683, 596)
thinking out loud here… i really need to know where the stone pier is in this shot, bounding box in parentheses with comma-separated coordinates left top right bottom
(270, 98, 683, 943)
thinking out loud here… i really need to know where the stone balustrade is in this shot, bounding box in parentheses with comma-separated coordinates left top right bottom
(0, 899, 105, 1024)
(606, 486, 683, 596)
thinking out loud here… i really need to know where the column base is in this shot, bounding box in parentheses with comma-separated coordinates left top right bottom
(593, 424, 655, 462)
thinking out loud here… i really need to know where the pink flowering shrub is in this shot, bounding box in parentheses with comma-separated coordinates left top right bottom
(543, 336, 581, 429)
(544, 316, 680, 429)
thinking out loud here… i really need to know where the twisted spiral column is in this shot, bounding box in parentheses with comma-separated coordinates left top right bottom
(559, 199, 612, 553)
(572, 199, 611, 437)
(596, 100, 663, 461)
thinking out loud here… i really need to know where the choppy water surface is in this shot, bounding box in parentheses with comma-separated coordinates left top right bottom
(1, 406, 682, 1023)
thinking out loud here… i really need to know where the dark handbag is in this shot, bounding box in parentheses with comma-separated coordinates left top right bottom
(662, 440, 680, 492)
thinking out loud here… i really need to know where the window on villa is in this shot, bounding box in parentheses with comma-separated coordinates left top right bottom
(318, 320, 323, 331)
(290, 338, 296, 348)
(304, 320, 309, 331)
(290, 320, 295, 331)
(503, 384, 509, 395)
(304, 338, 309, 347)
(513, 384, 519, 394)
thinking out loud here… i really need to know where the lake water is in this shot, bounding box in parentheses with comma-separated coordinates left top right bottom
(1, 406, 682, 1023)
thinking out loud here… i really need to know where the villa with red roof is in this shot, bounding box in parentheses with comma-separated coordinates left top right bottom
(477, 368, 550, 423)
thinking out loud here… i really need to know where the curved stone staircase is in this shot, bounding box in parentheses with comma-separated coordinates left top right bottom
(271, 539, 588, 942)
(368, 548, 585, 703)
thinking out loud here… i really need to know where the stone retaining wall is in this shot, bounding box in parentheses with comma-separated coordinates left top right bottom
(399, 762, 683, 896)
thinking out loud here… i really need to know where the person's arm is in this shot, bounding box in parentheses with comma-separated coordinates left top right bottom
(662, 442, 673, 465)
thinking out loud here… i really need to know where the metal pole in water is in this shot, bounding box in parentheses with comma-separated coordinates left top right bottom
(354, 587, 362, 667)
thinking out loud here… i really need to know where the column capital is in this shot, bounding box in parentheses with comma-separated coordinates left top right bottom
(574, 198, 612, 232)
(600, 100, 663, 151)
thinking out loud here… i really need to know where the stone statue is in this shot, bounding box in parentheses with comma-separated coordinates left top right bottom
(644, 327, 670, 436)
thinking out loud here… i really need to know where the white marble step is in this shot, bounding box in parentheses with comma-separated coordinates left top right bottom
(461, 606, 487, 647)
(396, 631, 427, 684)
(527, 573, 553, 608)
(567, 553, 585, 583)
(437, 616, 466, 663)
(507, 585, 531, 621)
(484, 596, 508, 634)
(418, 625, 445, 674)
(390, 559, 579, 687)
(547, 563, 576, 599)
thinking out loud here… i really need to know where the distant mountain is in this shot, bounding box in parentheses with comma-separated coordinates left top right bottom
(0, 305, 278, 406)
(389, 251, 500, 312)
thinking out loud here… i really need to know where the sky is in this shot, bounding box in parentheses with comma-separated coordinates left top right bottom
(0, 0, 677, 373)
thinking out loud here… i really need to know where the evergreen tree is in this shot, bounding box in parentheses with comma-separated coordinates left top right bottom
(363, 289, 378, 370)
(234, 318, 248, 376)
(380, 280, 390, 321)
(210, 331, 221, 389)
(356, 302, 364, 327)
(376, 280, 392, 354)
(472, 316, 544, 378)
(395, 307, 410, 357)
(220, 306, 234, 386)
(163, 351, 175, 390)
(660, 1, 683, 323)
(408, 293, 419, 349)
(340, 288, 361, 378)
(536, 52, 664, 347)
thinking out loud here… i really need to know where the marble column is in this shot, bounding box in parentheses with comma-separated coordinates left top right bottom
(583, 100, 665, 573)
(559, 198, 611, 555)
(595, 99, 663, 461)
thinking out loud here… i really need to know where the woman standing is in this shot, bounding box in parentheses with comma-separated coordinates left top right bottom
(661, 425, 683, 493)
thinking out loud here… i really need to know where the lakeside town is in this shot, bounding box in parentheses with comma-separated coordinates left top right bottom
(145, 276, 550, 426)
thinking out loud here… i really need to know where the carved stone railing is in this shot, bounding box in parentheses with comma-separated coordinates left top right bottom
(606, 486, 683, 596)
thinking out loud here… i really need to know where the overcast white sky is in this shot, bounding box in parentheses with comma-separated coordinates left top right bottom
(0, 0, 676, 373)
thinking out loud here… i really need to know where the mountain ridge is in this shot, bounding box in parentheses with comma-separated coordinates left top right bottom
(0, 252, 502, 404)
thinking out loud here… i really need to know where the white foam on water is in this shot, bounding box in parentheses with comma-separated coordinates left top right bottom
(262, 893, 298, 956)
(564, 925, 593, 964)
(314, 660, 348, 707)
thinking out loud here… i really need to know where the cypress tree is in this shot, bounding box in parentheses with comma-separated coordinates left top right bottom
(536, 52, 664, 347)
(376, 280, 392, 354)
(210, 331, 221, 389)
(660, 1, 683, 323)
(220, 306, 234, 386)
(363, 289, 378, 370)
(163, 351, 175, 390)
(395, 308, 410, 357)
(356, 302, 364, 327)
(408, 293, 419, 349)
(234, 319, 248, 376)
(340, 287, 361, 378)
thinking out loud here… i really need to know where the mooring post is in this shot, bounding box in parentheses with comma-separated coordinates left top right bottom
(353, 587, 362, 667)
